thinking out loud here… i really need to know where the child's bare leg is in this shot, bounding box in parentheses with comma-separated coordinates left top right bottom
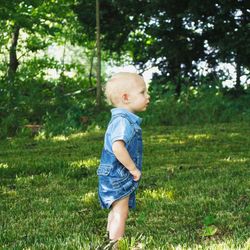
(107, 209, 113, 233)
(109, 196, 129, 241)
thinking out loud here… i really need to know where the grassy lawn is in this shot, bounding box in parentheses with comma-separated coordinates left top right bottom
(0, 122, 249, 249)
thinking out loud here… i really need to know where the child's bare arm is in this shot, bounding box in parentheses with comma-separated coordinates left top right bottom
(112, 140, 141, 181)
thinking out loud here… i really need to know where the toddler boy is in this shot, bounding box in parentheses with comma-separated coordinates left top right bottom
(97, 72, 150, 248)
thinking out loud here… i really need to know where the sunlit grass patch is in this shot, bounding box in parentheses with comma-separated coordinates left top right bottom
(51, 134, 69, 141)
(80, 191, 97, 206)
(1, 186, 17, 197)
(221, 156, 248, 163)
(166, 239, 250, 250)
(187, 133, 212, 140)
(0, 163, 9, 169)
(143, 188, 175, 201)
(70, 157, 99, 169)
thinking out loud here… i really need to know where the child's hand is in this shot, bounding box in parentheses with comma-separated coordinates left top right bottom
(112, 141, 141, 181)
(129, 168, 141, 181)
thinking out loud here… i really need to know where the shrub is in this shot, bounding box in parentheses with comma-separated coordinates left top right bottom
(141, 80, 250, 126)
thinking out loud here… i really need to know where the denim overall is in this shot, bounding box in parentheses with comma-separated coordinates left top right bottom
(97, 108, 143, 209)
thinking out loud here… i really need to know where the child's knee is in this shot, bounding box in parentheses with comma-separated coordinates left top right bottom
(111, 197, 129, 218)
(113, 209, 128, 222)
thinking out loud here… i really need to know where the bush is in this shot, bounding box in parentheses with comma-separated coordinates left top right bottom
(141, 81, 250, 126)
(1, 72, 249, 139)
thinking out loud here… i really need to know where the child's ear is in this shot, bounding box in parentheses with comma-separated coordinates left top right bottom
(122, 93, 129, 103)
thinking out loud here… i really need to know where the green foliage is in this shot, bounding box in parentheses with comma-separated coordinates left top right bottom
(141, 79, 250, 126)
(0, 69, 94, 139)
(200, 225, 218, 237)
(0, 123, 249, 249)
(201, 215, 218, 237)
(1, 67, 249, 139)
(0, 0, 98, 138)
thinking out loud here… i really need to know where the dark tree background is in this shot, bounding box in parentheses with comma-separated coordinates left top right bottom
(75, 0, 250, 95)
(0, 0, 249, 138)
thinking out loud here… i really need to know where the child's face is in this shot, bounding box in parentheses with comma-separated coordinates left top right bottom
(126, 77, 150, 113)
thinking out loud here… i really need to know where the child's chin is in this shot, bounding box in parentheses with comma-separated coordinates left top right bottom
(139, 107, 147, 112)
(135, 106, 147, 112)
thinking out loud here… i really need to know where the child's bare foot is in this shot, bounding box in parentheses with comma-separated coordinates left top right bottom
(103, 239, 118, 250)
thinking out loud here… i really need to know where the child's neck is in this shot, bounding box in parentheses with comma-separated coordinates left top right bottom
(115, 105, 135, 114)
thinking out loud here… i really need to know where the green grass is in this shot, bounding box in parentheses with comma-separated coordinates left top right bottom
(0, 122, 249, 249)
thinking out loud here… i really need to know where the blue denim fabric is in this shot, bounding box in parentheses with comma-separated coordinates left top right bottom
(97, 108, 143, 209)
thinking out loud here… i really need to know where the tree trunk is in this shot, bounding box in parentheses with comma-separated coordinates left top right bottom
(175, 77, 181, 97)
(169, 58, 181, 97)
(235, 53, 241, 90)
(96, 0, 101, 108)
(8, 24, 20, 81)
(89, 50, 95, 87)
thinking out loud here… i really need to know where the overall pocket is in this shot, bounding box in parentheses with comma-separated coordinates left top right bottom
(97, 164, 112, 176)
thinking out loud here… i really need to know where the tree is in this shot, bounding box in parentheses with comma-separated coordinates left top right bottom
(0, 0, 81, 81)
(188, 0, 250, 89)
(74, 0, 250, 95)
(7, 24, 20, 81)
(96, 0, 101, 108)
(74, 0, 207, 95)
(0, 0, 86, 136)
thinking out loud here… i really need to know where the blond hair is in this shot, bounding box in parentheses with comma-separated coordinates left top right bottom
(105, 72, 142, 106)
